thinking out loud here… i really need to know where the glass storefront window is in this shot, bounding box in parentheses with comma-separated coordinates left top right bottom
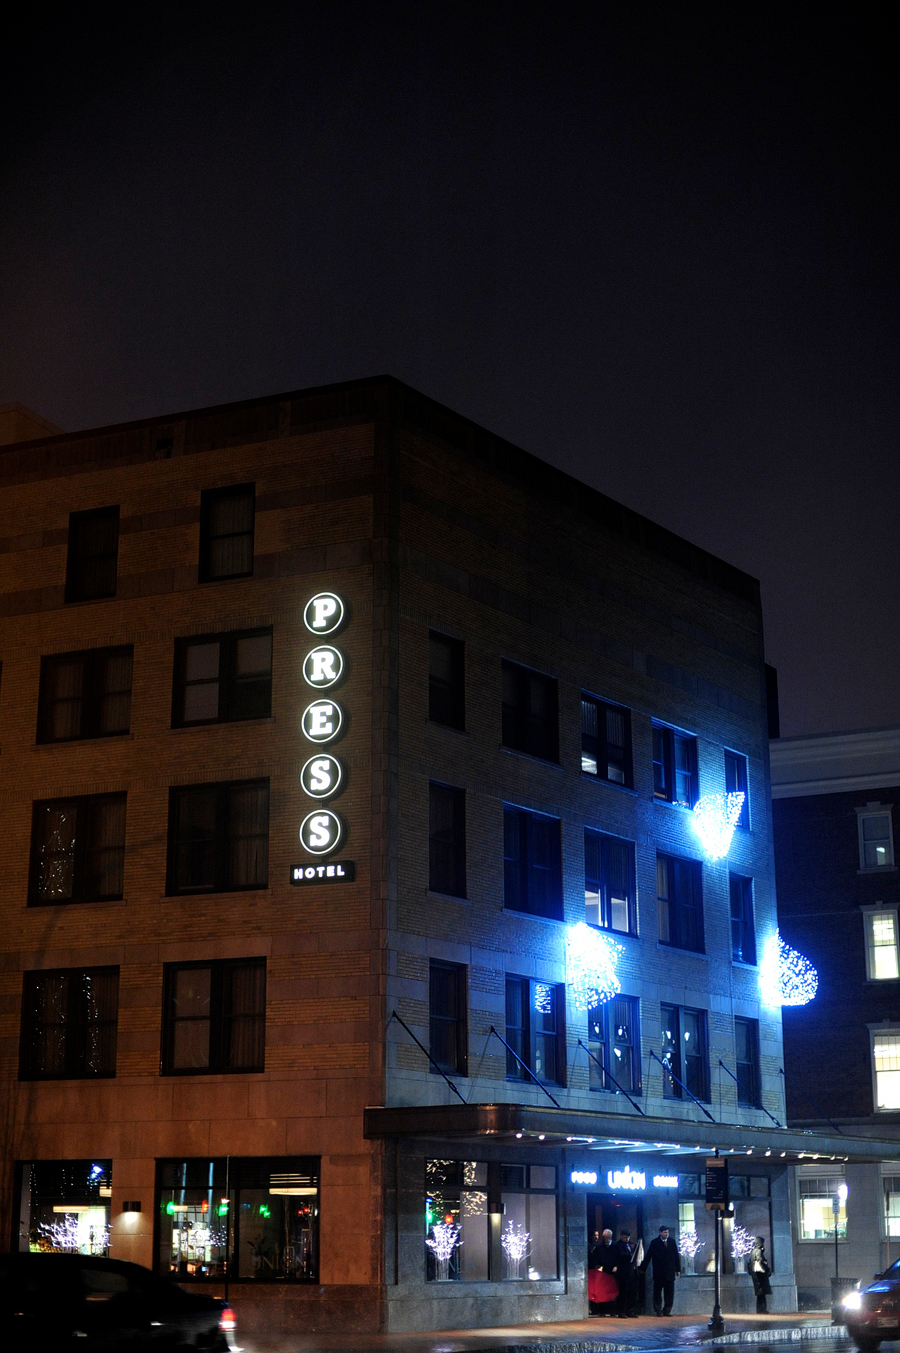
(425, 1160, 558, 1283)
(18, 1160, 112, 1255)
(798, 1175, 846, 1240)
(157, 1158, 319, 1282)
(425, 1160, 488, 1281)
(884, 1175, 900, 1237)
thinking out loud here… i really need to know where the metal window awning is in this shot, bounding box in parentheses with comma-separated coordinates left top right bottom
(364, 1102, 900, 1165)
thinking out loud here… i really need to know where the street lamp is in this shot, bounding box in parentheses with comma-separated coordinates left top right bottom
(834, 1182, 848, 1280)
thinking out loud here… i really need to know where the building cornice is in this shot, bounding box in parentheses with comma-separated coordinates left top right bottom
(770, 728, 900, 798)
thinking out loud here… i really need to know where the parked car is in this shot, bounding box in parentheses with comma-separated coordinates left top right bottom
(0, 1251, 236, 1351)
(843, 1260, 900, 1351)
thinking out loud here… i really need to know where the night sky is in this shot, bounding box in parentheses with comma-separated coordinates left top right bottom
(1, 4, 896, 738)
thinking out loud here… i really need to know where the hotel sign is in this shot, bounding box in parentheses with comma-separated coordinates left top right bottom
(292, 591, 353, 881)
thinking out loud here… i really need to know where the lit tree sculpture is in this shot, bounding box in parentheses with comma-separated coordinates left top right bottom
(426, 1222, 461, 1281)
(731, 1225, 756, 1271)
(678, 1228, 706, 1274)
(501, 1220, 531, 1279)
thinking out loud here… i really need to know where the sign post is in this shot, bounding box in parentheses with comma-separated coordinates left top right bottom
(705, 1155, 729, 1333)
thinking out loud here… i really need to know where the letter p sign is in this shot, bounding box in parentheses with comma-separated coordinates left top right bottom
(304, 592, 345, 635)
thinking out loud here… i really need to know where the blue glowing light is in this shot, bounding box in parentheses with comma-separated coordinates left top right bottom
(760, 930, 818, 1007)
(566, 922, 624, 1010)
(693, 791, 745, 861)
(533, 982, 553, 1013)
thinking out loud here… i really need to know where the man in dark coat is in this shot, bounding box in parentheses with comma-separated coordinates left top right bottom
(640, 1225, 681, 1315)
(612, 1228, 638, 1316)
(590, 1228, 619, 1316)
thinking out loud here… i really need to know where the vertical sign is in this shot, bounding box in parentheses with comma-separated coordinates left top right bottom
(705, 1157, 729, 1211)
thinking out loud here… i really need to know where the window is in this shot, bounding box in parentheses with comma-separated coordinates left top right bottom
(661, 1003, 709, 1101)
(429, 631, 465, 729)
(729, 873, 756, 964)
(501, 660, 558, 761)
(167, 780, 269, 894)
(429, 960, 467, 1075)
(157, 1157, 318, 1281)
(16, 1160, 112, 1254)
(37, 646, 133, 742)
(865, 908, 900, 980)
(872, 1030, 900, 1110)
(798, 1173, 846, 1240)
(20, 967, 118, 1079)
(581, 695, 632, 786)
(29, 794, 127, 905)
(584, 830, 636, 934)
(734, 1016, 760, 1107)
(429, 783, 466, 897)
(657, 853, 704, 952)
(652, 724, 697, 807)
(199, 483, 255, 582)
(883, 1175, 900, 1238)
(162, 958, 266, 1074)
(173, 628, 272, 725)
(505, 976, 565, 1086)
(724, 750, 750, 828)
(588, 994, 640, 1094)
(503, 806, 563, 920)
(857, 806, 895, 871)
(65, 506, 119, 602)
(424, 1161, 559, 1283)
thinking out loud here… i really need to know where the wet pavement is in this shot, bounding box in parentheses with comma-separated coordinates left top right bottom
(233, 1311, 852, 1353)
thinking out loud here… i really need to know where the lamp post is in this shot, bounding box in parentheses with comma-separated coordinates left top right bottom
(834, 1182, 848, 1281)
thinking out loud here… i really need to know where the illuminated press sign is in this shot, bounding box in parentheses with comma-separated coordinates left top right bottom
(292, 592, 352, 880)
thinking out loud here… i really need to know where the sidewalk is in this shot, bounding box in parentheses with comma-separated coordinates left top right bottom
(234, 1311, 846, 1353)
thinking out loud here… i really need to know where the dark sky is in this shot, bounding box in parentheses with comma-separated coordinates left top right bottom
(1, 3, 896, 738)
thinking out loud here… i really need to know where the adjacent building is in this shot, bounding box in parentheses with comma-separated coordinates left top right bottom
(771, 729, 900, 1308)
(0, 376, 889, 1338)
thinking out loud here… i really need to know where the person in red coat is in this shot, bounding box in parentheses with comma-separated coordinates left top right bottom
(639, 1225, 681, 1315)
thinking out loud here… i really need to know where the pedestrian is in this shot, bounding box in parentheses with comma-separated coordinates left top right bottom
(612, 1228, 638, 1316)
(589, 1228, 619, 1316)
(639, 1224, 681, 1315)
(749, 1236, 772, 1314)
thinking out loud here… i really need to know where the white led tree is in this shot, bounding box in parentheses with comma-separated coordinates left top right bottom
(501, 1220, 531, 1279)
(426, 1222, 461, 1281)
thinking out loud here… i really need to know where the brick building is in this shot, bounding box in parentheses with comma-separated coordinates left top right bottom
(0, 376, 890, 1337)
(771, 730, 900, 1308)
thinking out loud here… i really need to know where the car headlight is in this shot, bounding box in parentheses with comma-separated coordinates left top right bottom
(843, 1291, 863, 1310)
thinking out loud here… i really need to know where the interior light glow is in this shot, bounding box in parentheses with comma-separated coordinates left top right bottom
(693, 791, 745, 860)
(760, 930, 818, 1006)
(566, 921, 623, 1010)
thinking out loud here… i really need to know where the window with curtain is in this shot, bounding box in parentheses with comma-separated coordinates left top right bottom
(65, 506, 120, 602)
(173, 628, 272, 725)
(199, 483, 255, 581)
(20, 967, 119, 1079)
(429, 783, 466, 897)
(729, 873, 756, 964)
(584, 829, 636, 933)
(38, 646, 133, 742)
(724, 750, 750, 828)
(29, 794, 127, 905)
(428, 631, 465, 729)
(652, 724, 697, 807)
(503, 805, 562, 920)
(657, 853, 704, 952)
(162, 958, 266, 1074)
(167, 779, 269, 894)
(581, 695, 632, 785)
(588, 994, 640, 1093)
(501, 660, 559, 762)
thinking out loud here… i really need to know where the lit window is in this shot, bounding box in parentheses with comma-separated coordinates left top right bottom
(584, 830, 636, 934)
(798, 1174, 846, 1240)
(865, 909, 900, 981)
(652, 724, 697, 808)
(581, 696, 632, 786)
(884, 1175, 900, 1238)
(873, 1031, 900, 1110)
(857, 806, 895, 871)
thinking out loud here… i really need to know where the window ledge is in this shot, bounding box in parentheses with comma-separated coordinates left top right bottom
(586, 922, 639, 942)
(162, 889, 271, 900)
(858, 866, 898, 875)
(499, 745, 563, 769)
(427, 889, 469, 904)
(427, 719, 469, 737)
(503, 906, 565, 926)
(32, 734, 134, 749)
(657, 942, 708, 959)
(170, 716, 276, 733)
(652, 798, 696, 812)
(27, 897, 128, 909)
(732, 959, 759, 970)
(581, 773, 638, 796)
(866, 977, 900, 985)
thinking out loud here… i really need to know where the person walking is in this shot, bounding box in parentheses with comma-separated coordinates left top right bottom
(749, 1237, 772, 1314)
(639, 1225, 681, 1315)
(612, 1228, 638, 1316)
(589, 1228, 619, 1316)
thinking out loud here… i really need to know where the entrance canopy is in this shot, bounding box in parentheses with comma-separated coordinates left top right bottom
(365, 1102, 900, 1165)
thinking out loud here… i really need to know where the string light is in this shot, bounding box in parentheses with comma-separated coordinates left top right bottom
(565, 922, 623, 1010)
(760, 930, 818, 1007)
(533, 982, 553, 1013)
(693, 792, 745, 860)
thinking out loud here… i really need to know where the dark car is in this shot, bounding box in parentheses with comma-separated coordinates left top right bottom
(843, 1259, 900, 1351)
(0, 1251, 235, 1350)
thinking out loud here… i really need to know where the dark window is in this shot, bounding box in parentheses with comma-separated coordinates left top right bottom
(581, 696, 632, 786)
(20, 967, 118, 1079)
(199, 483, 255, 582)
(652, 724, 697, 807)
(29, 794, 126, 905)
(173, 628, 272, 726)
(162, 958, 266, 1074)
(588, 994, 640, 1094)
(657, 853, 704, 952)
(167, 780, 269, 894)
(429, 783, 466, 897)
(429, 959, 467, 1075)
(429, 631, 465, 729)
(734, 1016, 760, 1107)
(501, 660, 558, 761)
(505, 976, 565, 1086)
(37, 646, 133, 742)
(65, 506, 119, 602)
(584, 830, 636, 934)
(730, 872, 756, 964)
(725, 750, 750, 828)
(503, 806, 563, 920)
(157, 1157, 319, 1282)
(661, 1003, 709, 1101)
